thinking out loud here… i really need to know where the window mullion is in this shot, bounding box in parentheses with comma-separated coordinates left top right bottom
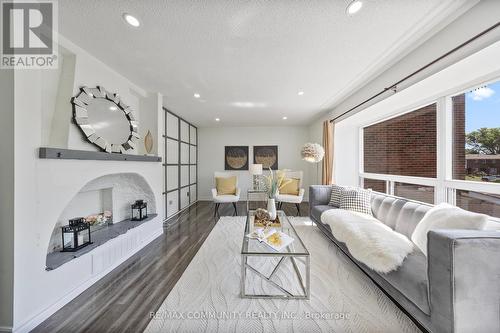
(436, 96, 448, 204)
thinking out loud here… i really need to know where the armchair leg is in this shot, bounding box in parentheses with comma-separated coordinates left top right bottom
(232, 202, 238, 216)
(214, 203, 220, 219)
(295, 203, 301, 216)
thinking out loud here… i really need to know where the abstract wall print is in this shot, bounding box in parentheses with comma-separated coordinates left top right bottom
(225, 146, 249, 170)
(254, 145, 278, 169)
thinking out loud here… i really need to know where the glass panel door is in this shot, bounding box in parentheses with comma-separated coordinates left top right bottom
(164, 109, 198, 219)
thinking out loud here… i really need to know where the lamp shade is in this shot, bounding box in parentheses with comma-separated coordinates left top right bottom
(249, 164, 263, 175)
(301, 143, 325, 163)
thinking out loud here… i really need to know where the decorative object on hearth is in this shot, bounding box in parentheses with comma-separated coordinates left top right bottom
(71, 86, 140, 153)
(131, 200, 148, 221)
(224, 146, 249, 170)
(301, 142, 325, 183)
(61, 217, 92, 252)
(249, 163, 263, 190)
(144, 130, 154, 154)
(85, 211, 112, 227)
(254, 145, 278, 169)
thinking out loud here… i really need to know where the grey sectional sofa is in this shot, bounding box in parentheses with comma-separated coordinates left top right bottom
(309, 185, 500, 333)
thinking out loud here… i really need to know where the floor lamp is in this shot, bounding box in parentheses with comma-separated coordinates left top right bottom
(301, 143, 325, 184)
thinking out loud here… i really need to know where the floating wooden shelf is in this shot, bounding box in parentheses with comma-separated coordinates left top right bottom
(39, 147, 162, 162)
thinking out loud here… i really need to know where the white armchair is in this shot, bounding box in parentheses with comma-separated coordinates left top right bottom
(275, 171, 304, 216)
(212, 172, 241, 218)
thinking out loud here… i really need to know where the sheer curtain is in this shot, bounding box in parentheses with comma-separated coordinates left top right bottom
(322, 120, 334, 185)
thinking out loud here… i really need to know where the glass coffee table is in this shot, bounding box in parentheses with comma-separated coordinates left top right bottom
(241, 210, 310, 299)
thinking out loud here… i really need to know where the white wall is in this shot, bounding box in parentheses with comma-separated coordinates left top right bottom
(334, 40, 500, 187)
(198, 126, 312, 201)
(11, 35, 165, 332)
(0, 69, 14, 331)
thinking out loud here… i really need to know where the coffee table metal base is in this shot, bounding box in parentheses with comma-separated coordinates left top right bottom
(240, 253, 310, 300)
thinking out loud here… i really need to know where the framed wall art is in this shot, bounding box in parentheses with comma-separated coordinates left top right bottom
(253, 145, 278, 169)
(224, 146, 249, 170)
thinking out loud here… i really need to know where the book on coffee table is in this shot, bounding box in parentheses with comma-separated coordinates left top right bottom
(246, 229, 294, 252)
(263, 231, 294, 252)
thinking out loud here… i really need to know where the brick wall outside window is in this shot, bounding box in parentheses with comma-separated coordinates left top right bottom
(363, 179, 386, 193)
(363, 103, 437, 178)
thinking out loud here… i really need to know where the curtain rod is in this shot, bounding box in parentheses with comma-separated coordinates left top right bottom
(330, 21, 500, 123)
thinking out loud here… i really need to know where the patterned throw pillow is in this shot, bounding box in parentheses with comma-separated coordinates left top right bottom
(339, 188, 373, 215)
(329, 185, 350, 207)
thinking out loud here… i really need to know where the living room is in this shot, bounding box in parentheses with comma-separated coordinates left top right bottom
(1, 1, 499, 333)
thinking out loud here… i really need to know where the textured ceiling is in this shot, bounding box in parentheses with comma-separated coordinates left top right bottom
(59, 0, 472, 127)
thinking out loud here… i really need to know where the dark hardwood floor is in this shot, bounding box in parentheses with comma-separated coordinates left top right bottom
(34, 201, 309, 333)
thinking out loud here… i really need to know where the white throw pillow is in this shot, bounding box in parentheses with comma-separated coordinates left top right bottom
(339, 188, 373, 216)
(411, 203, 488, 256)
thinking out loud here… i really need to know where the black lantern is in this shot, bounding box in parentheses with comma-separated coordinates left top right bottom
(131, 200, 148, 221)
(61, 217, 92, 252)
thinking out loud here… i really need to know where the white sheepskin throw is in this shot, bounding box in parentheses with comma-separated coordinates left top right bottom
(321, 209, 414, 274)
(411, 203, 488, 256)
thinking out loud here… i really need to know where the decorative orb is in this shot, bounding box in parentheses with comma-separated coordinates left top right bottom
(301, 143, 325, 163)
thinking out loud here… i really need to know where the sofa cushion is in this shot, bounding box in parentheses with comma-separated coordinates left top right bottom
(371, 193, 431, 239)
(312, 205, 335, 222)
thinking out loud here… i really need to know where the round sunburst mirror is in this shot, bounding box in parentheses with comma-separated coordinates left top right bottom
(72, 86, 140, 153)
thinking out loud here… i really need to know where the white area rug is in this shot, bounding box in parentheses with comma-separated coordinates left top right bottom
(145, 217, 421, 333)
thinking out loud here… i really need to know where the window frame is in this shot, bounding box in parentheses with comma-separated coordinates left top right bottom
(358, 77, 500, 221)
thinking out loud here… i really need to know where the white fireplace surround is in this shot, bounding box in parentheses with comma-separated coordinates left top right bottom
(47, 172, 156, 254)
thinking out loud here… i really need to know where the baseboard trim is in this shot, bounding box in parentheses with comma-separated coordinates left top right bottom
(12, 227, 163, 333)
(0, 326, 12, 333)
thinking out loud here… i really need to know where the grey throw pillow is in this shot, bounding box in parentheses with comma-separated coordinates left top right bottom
(339, 188, 373, 215)
(329, 185, 350, 207)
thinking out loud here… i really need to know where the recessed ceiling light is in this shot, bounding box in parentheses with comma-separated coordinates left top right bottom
(215, 118, 220, 122)
(346, 0, 363, 15)
(194, 93, 201, 98)
(122, 13, 140, 27)
(298, 91, 304, 96)
(282, 116, 288, 120)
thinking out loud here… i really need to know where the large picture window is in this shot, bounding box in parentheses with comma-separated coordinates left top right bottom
(360, 79, 499, 221)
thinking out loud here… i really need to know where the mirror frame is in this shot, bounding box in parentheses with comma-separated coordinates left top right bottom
(72, 86, 140, 153)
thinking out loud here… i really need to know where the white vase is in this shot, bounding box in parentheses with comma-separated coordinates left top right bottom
(267, 198, 277, 221)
